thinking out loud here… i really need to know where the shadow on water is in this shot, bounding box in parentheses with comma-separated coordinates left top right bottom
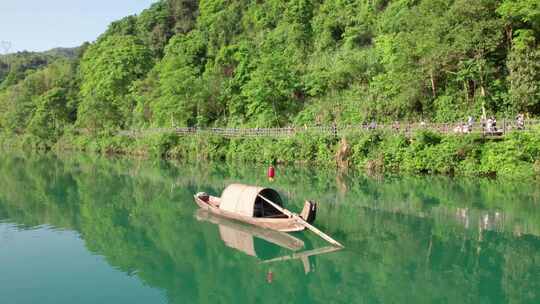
(0, 152, 539, 303)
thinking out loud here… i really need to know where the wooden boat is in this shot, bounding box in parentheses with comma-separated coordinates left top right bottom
(194, 184, 317, 232)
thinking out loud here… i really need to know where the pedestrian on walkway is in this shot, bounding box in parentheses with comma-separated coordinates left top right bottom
(516, 113, 525, 130)
(486, 117, 493, 134)
(467, 116, 474, 132)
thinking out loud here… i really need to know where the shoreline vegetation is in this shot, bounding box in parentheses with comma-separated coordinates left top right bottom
(2, 125, 540, 179)
(1, 0, 539, 178)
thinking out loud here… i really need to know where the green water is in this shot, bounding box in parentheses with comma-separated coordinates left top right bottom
(0, 153, 539, 304)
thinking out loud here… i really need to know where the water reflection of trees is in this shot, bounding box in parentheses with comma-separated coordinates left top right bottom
(0, 154, 539, 303)
(191, 164, 540, 237)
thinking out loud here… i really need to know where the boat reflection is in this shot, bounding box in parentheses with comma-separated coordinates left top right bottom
(196, 209, 305, 254)
(195, 209, 342, 274)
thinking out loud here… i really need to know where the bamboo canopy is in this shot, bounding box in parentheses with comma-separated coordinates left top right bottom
(220, 184, 283, 217)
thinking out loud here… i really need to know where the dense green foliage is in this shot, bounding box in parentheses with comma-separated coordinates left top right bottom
(0, 47, 78, 88)
(78, 35, 153, 130)
(1, 0, 539, 175)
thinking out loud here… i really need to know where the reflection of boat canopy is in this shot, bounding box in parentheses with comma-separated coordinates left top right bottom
(219, 224, 262, 257)
(196, 209, 304, 253)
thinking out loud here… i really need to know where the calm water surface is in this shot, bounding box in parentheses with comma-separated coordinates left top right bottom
(0, 153, 539, 303)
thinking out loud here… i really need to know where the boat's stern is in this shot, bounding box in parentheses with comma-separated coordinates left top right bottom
(299, 200, 317, 224)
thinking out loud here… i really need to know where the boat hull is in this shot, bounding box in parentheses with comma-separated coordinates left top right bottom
(194, 195, 305, 232)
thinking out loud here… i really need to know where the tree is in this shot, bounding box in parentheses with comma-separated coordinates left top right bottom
(498, 0, 540, 113)
(152, 32, 208, 127)
(78, 35, 152, 130)
(241, 51, 301, 127)
(506, 31, 540, 113)
(498, 0, 540, 33)
(27, 88, 71, 141)
(0, 59, 78, 135)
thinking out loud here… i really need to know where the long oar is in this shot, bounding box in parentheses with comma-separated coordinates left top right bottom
(258, 194, 344, 248)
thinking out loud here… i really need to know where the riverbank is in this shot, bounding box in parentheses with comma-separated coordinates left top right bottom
(3, 127, 539, 179)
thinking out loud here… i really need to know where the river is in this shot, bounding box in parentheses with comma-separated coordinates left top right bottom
(0, 153, 539, 303)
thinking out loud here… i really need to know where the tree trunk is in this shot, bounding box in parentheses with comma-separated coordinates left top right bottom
(430, 70, 436, 97)
(506, 25, 513, 50)
(478, 61, 486, 98)
(464, 81, 469, 103)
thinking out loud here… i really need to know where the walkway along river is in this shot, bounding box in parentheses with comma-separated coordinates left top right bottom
(117, 120, 540, 139)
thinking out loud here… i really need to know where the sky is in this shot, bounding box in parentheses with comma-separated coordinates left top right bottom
(0, 0, 158, 53)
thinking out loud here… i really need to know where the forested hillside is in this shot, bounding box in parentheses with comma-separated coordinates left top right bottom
(0, 0, 539, 164)
(0, 47, 79, 88)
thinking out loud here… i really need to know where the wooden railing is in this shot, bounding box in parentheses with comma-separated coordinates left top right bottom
(117, 120, 540, 139)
